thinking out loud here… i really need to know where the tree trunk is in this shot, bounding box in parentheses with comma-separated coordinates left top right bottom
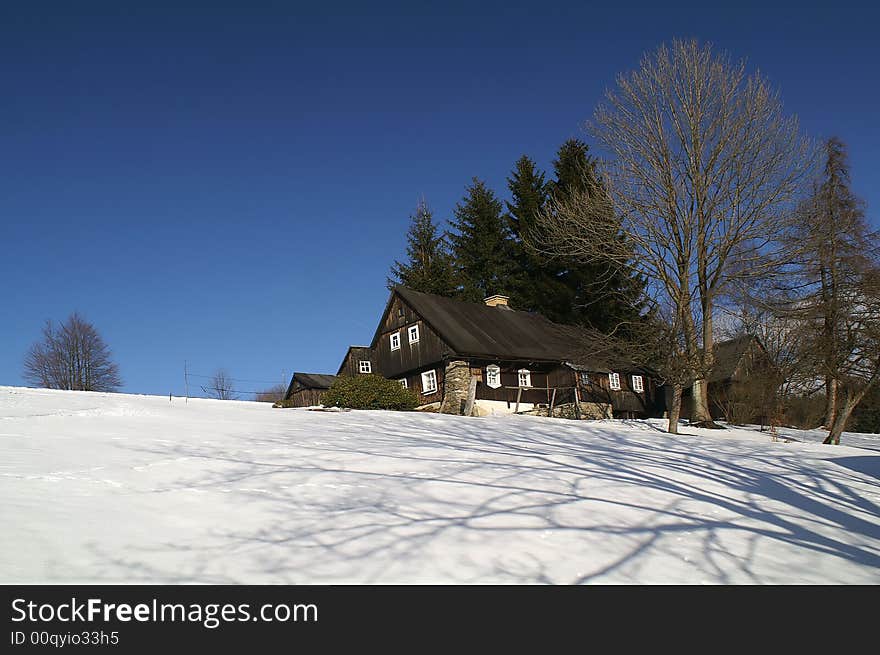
(823, 378, 878, 445)
(824, 396, 853, 445)
(690, 378, 716, 426)
(691, 308, 717, 426)
(667, 383, 682, 434)
(824, 377, 840, 428)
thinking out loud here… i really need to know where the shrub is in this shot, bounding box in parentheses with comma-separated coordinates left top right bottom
(322, 374, 419, 411)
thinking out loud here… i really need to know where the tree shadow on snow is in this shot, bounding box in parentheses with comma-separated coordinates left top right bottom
(106, 412, 880, 584)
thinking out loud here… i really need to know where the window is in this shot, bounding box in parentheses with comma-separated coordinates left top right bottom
(397, 307, 405, 318)
(608, 372, 620, 390)
(518, 368, 532, 388)
(390, 332, 400, 351)
(485, 364, 501, 389)
(398, 378, 408, 388)
(579, 372, 591, 386)
(632, 375, 644, 393)
(408, 325, 420, 344)
(421, 369, 437, 394)
(358, 360, 372, 374)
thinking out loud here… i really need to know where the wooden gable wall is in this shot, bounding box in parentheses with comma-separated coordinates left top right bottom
(374, 294, 451, 379)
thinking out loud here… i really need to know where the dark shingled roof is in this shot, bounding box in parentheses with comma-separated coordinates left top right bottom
(708, 335, 759, 382)
(291, 372, 337, 389)
(390, 286, 617, 372)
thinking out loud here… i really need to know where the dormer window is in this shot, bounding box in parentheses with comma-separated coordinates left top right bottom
(359, 360, 372, 374)
(632, 375, 644, 393)
(518, 369, 532, 388)
(390, 332, 400, 351)
(408, 325, 420, 344)
(486, 364, 501, 389)
(608, 372, 620, 390)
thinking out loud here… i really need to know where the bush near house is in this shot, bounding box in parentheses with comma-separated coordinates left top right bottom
(322, 374, 419, 411)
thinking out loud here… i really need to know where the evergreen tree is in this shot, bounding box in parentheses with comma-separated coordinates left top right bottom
(548, 138, 594, 202)
(504, 155, 569, 317)
(506, 155, 548, 242)
(448, 178, 517, 303)
(544, 138, 647, 331)
(387, 199, 457, 296)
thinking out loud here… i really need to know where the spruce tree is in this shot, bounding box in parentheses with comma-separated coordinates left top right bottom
(545, 138, 647, 331)
(387, 199, 457, 296)
(504, 156, 569, 317)
(506, 155, 548, 242)
(548, 138, 594, 202)
(448, 178, 517, 303)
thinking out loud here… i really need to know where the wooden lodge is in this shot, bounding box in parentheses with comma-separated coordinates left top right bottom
(680, 335, 778, 423)
(364, 286, 666, 418)
(283, 372, 337, 408)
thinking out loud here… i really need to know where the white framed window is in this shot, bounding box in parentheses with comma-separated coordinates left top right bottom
(421, 369, 437, 394)
(398, 378, 408, 388)
(485, 364, 501, 389)
(631, 375, 644, 393)
(390, 332, 400, 351)
(408, 325, 420, 344)
(579, 372, 591, 386)
(518, 368, 532, 388)
(608, 372, 621, 390)
(358, 360, 372, 374)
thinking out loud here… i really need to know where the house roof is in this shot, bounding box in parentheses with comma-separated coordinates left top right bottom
(292, 372, 337, 389)
(385, 286, 621, 372)
(708, 335, 761, 382)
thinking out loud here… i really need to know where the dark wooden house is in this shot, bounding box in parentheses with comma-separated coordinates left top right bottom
(680, 335, 778, 423)
(337, 345, 376, 377)
(283, 372, 337, 408)
(369, 287, 665, 418)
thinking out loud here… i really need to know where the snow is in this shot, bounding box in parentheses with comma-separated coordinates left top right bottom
(1, 385, 878, 584)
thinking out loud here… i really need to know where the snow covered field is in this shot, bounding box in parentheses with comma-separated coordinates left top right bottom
(1, 385, 878, 584)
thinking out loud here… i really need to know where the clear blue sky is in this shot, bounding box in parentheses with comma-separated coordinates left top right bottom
(2, 1, 878, 396)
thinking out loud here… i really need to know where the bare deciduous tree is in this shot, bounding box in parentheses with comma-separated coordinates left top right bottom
(23, 312, 122, 392)
(563, 301, 696, 434)
(531, 39, 815, 429)
(255, 383, 287, 403)
(204, 369, 236, 400)
(780, 138, 880, 444)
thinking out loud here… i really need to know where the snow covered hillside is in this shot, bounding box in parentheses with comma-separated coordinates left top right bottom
(1, 385, 878, 584)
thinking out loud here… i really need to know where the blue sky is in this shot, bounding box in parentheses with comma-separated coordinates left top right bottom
(1, 1, 878, 396)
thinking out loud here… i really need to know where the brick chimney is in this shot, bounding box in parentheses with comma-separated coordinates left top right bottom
(483, 294, 510, 308)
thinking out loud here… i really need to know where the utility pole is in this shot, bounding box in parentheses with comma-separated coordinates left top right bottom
(184, 360, 189, 404)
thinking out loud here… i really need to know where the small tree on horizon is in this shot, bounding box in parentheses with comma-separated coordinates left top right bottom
(205, 369, 236, 400)
(255, 383, 287, 403)
(23, 312, 122, 392)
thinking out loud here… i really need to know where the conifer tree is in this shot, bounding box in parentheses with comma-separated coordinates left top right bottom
(506, 155, 548, 242)
(505, 156, 569, 317)
(387, 199, 457, 296)
(448, 178, 517, 303)
(548, 138, 594, 202)
(543, 138, 647, 332)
